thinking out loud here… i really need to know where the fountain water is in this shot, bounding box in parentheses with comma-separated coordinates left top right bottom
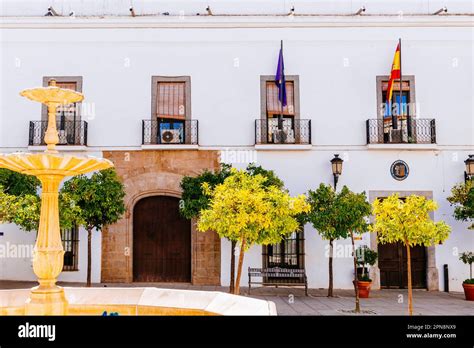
(0, 82, 276, 315)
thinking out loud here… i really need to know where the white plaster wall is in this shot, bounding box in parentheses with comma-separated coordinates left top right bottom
(0, 3, 473, 291)
(221, 149, 474, 292)
(0, 26, 472, 149)
(0, 223, 102, 283)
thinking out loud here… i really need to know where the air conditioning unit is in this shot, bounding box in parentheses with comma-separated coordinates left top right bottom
(389, 129, 402, 143)
(161, 129, 181, 144)
(273, 128, 295, 144)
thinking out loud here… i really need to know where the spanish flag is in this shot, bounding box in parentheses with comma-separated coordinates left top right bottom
(386, 42, 401, 104)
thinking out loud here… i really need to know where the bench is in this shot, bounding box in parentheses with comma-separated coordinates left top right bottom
(248, 267, 308, 296)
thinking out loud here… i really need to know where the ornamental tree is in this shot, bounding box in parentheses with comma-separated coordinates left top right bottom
(459, 251, 474, 282)
(0, 168, 40, 196)
(305, 184, 371, 311)
(197, 169, 309, 294)
(0, 177, 81, 232)
(180, 163, 284, 293)
(447, 180, 474, 229)
(356, 245, 378, 278)
(334, 187, 372, 312)
(61, 169, 125, 287)
(370, 194, 451, 315)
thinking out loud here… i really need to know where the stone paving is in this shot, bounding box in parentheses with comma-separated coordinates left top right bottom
(1, 280, 473, 315)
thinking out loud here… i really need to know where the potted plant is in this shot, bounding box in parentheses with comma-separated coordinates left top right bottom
(355, 245, 378, 298)
(459, 251, 474, 301)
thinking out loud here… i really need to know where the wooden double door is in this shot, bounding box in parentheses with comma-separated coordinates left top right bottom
(133, 196, 191, 282)
(378, 242, 427, 289)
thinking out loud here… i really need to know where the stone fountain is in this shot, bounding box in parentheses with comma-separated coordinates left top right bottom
(0, 82, 276, 316)
(0, 80, 113, 315)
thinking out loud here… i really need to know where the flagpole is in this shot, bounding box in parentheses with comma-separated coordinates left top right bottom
(400, 38, 410, 140)
(399, 38, 406, 136)
(279, 40, 284, 131)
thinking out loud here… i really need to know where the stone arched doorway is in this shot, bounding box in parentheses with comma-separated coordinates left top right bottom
(133, 196, 191, 282)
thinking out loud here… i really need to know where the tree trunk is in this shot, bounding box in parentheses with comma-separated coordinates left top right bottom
(350, 232, 361, 313)
(406, 241, 413, 316)
(229, 240, 236, 294)
(87, 228, 92, 287)
(328, 239, 334, 297)
(234, 238, 246, 295)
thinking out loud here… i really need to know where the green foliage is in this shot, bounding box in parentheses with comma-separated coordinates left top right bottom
(460, 251, 474, 280)
(459, 251, 474, 265)
(447, 181, 474, 229)
(245, 163, 284, 189)
(304, 184, 371, 241)
(463, 279, 474, 284)
(371, 194, 451, 246)
(179, 163, 285, 220)
(61, 169, 126, 231)
(0, 168, 40, 196)
(197, 169, 309, 249)
(357, 274, 372, 282)
(0, 184, 81, 232)
(0, 188, 41, 231)
(179, 164, 232, 219)
(356, 245, 378, 267)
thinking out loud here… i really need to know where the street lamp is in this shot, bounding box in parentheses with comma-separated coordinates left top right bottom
(465, 155, 474, 182)
(331, 154, 343, 190)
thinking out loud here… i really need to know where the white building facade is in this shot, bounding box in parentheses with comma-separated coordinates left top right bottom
(0, 0, 473, 291)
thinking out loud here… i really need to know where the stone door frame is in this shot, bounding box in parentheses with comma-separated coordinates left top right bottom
(368, 190, 439, 291)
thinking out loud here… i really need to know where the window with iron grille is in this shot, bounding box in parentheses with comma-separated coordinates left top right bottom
(150, 76, 192, 144)
(257, 75, 310, 145)
(262, 231, 305, 282)
(42, 76, 83, 122)
(376, 75, 416, 142)
(61, 227, 79, 271)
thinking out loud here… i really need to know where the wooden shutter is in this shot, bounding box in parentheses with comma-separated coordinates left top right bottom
(382, 81, 410, 91)
(266, 81, 295, 116)
(56, 82, 77, 91)
(55, 82, 78, 119)
(156, 82, 186, 120)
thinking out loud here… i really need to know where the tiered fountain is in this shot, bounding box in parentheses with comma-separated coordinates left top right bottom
(0, 82, 276, 316)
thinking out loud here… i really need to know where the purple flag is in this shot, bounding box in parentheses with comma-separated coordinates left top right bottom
(275, 47, 287, 107)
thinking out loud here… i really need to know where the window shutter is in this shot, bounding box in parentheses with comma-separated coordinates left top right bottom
(57, 82, 77, 91)
(266, 81, 295, 116)
(382, 81, 410, 91)
(56, 82, 78, 120)
(156, 82, 186, 119)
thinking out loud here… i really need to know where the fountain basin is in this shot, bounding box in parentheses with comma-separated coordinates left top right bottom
(0, 287, 277, 316)
(0, 152, 113, 176)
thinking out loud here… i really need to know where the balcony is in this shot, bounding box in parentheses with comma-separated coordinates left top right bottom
(366, 118, 436, 146)
(255, 119, 312, 148)
(29, 120, 88, 147)
(142, 120, 198, 147)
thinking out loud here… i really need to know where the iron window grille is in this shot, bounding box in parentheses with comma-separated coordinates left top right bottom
(262, 231, 305, 283)
(61, 226, 79, 271)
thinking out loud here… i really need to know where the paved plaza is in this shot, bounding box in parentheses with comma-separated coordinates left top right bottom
(1, 281, 472, 316)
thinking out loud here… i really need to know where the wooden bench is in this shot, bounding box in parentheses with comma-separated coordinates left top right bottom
(248, 267, 308, 296)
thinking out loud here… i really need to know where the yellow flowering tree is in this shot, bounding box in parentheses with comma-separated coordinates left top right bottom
(197, 169, 310, 295)
(370, 194, 451, 315)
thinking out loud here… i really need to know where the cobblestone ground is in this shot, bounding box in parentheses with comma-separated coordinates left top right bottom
(1, 281, 473, 315)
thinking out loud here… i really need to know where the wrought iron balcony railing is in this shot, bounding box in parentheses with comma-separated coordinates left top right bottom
(255, 118, 311, 145)
(366, 118, 436, 144)
(142, 120, 199, 145)
(29, 120, 88, 146)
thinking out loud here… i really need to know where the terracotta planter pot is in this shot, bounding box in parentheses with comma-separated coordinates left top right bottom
(357, 280, 372, 298)
(462, 283, 474, 301)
